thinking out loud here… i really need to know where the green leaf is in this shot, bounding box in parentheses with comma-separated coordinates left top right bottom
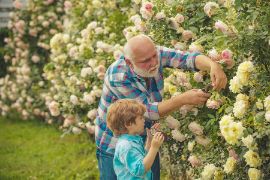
(255, 111, 266, 123)
(207, 114, 215, 119)
(225, 106, 233, 114)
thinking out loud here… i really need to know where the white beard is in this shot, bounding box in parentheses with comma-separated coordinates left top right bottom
(132, 61, 160, 78)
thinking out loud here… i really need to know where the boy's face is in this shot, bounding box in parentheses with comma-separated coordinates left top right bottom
(127, 115, 145, 135)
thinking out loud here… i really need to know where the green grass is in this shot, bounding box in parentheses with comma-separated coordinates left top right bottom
(0, 116, 99, 180)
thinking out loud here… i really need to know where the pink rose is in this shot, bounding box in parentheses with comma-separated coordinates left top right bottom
(165, 116, 180, 129)
(222, 58, 235, 69)
(95, 65, 106, 73)
(175, 14, 185, 24)
(188, 155, 202, 167)
(215, 20, 229, 33)
(31, 55, 40, 63)
(221, 49, 233, 59)
(29, 29, 37, 37)
(206, 99, 221, 109)
(140, 2, 154, 19)
(47, 0, 54, 4)
(86, 123, 95, 134)
(64, 1, 72, 9)
(188, 122, 204, 135)
(145, 3, 153, 11)
(193, 72, 204, 83)
(63, 115, 76, 127)
(13, 0, 22, 9)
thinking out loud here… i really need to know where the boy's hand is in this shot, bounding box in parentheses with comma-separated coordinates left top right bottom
(151, 132, 164, 150)
(145, 128, 152, 150)
(150, 123, 160, 135)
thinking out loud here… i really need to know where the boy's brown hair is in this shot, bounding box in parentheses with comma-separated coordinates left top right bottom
(107, 99, 146, 136)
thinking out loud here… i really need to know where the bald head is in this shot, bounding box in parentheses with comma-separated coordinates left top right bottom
(123, 34, 156, 62)
(123, 34, 159, 78)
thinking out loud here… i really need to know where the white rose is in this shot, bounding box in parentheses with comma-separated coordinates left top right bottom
(70, 95, 79, 105)
(265, 111, 270, 122)
(87, 109, 97, 120)
(81, 67, 93, 78)
(248, 168, 261, 180)
(155, 11, 166, 20)
(264, 95, 270, 111)
(72, 127, 82, 134)
(171, 129, 185, 142)
(223, 157, 236, 174)
(229, 76, 242, 93)
(188, 141, 196, 151)
(242, 135, 254, 149)
(201, 164, 217, 180)
(83, 93, 95, 105)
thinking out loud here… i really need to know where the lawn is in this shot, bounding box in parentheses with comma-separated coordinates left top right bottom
(0, 116, 99, 180)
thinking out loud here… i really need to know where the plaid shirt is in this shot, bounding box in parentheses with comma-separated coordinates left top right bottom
(95, 46, 200, 154)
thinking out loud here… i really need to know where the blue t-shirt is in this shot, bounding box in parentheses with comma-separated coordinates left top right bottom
(113, 134, 152, 180)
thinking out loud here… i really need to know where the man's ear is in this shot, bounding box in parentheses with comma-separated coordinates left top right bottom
(125, 58, 134, 69)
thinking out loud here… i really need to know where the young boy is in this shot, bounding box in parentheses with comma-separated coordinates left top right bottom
(107, 99, 164, 180)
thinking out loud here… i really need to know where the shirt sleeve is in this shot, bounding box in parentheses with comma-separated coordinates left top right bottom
(120, 147, 147, 177)
(109, 79, 160, 120)
(158, 46, 201, 71)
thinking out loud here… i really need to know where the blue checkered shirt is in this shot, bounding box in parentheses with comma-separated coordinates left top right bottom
(95, 46, 200, 154)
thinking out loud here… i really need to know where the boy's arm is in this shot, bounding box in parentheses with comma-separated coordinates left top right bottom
(143, 146, 159, 171)
(143, 132, 164, 171)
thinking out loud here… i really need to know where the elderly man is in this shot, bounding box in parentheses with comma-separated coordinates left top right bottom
(95, 34, 227, 180)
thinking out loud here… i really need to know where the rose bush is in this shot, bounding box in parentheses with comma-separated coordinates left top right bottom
(0, 0, 65, 122)
(1, 0, 269, 179)
(124, 0, 269, 179)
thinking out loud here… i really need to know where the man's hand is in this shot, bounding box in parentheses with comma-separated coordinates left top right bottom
(210, 62, 227, 91)
(195, 55, 227, 91)
(181, 89, 210, 105)
(158, 89, 210, 117)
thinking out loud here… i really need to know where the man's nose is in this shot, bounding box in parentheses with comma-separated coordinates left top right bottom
(150, 58, 157, 68)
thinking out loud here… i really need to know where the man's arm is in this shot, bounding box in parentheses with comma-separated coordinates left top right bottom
(158, 46, 227, 91)
(195, 55, 227, 91)
(158, 89, 210, 117)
